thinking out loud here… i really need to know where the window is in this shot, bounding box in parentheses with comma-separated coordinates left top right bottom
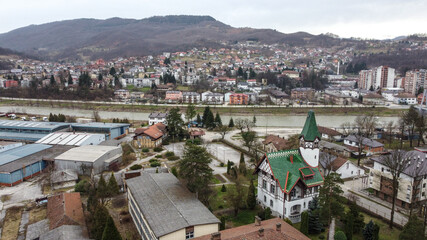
(402, 202, 406, 208)
(290, 189, 296, 197)
(346, 163, 349, 169)
(270, 200, 273, 207)
(424, 183, 426, 188)
(262, 180, 267, 189)
(270, 184, 275, 194)
(423, 192, 425, 197)
(314, 186, 318, 193)
(351, 171, 353, 175)
(185, 226, 194, 239)
(381, 168, 384, 172)
(303, 202, 306, 208)
(264, 196, 267, 202)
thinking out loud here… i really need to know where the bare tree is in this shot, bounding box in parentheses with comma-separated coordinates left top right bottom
(93, 110, 101, 122)
(402, 106, 419, 147)
(408, 156, 427, 216)
(385, 121, 395, 148)
(380, 150, 413, 229)
(320, 152, 336, 176)
(216, 125, 231, 140)
(415, 114, 426, 147)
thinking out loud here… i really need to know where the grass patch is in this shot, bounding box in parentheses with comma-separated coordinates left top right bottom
(228, 209, 258, 227)
(1, 194, 11, 202)
(210, 185, 232, 211)
(2, 206, 23, 240)
(28, 206, 47, 224)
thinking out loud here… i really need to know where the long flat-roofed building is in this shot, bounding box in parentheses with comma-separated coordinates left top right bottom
(54, 145, 122, 174)
(127, 172, 220, 240)
(70, 122, 129, 140)
(0, 144, 73, 186)
(0, 120, 70, 142)
(36, 132, 105, 146)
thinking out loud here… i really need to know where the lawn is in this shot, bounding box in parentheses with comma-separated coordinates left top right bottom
(228, 209, 258, 227)
(209, 186, 232, 211)
(28, 206, 47, 224)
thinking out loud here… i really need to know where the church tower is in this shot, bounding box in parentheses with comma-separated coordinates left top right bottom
(299, 110, 321, 167)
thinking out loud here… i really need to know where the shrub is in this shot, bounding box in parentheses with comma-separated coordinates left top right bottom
(153, 147, 163, 152)
(221, 184, 227, 192)
(149, 159, 157, 163)
(165, 151, 175, 157)
(284, 218, 293, 226)
(265, 207, 272, 219)
(130, 164, 142, 170)
(257, 208, 266, 220)
(171, 167, 178, 177)
(318, 235, 325, 239)
(74, 180, 90, 193)
(142, 148, 149, 153)
(150, 160, 161, 167)
(334, 231, 347, 240)
(155, 154, 163, 158)
(220, 162, 225, 167)
(162, 139, 169, 145)
(167, 156, 180, 161)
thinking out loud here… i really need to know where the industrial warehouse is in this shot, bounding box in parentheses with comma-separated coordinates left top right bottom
(0, 120, 130, 186)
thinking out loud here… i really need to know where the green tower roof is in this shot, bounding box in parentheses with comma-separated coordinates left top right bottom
(300, 110, 321, 141)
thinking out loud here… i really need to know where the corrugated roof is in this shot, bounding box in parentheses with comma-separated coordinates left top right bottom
(0, 120, 70, 130)
(265, 149, 323, 193)
(0, 144, 52, 166)
(0, 132, 49, 141)
(126, 173, 219, 238)
(55, 145, 121, 162)
(71, 122, 130, 129)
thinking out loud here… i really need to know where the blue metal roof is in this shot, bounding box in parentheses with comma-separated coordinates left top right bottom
(0, 120, 70, 131)
(0, 132, 49, 141)
(0, 144, 52, 166)
(71, 122, 130, 129)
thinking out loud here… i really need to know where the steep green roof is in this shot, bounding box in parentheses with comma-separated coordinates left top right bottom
(300, 110, 321, 141)
(265, 149, 323, 193)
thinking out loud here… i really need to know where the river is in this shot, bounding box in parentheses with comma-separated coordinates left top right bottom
(0, 106, 400, 128)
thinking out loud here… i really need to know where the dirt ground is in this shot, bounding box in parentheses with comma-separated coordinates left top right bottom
(2, 206, 23, 240)
(107, 194, 140, 240)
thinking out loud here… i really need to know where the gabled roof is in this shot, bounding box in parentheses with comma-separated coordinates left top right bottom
(317, 126, 341, 137)
(262, 135, 288, 151)
(344, 135, 384, 148)
(261, 149, 323, 193)
(300, 111, 321, 141)
(47, 193, 85, 230)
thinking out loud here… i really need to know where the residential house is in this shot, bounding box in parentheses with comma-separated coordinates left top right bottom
(363, 93, 385, 105)
(268, 89, 290, 105)
(290, 88, 315, 101)
(323, 92, 352, 105)
(344, 135, 384, 153)
(189, 129, 205, 140)
(182, 92, 201, 104)
(247, 79, 257, 86)
(317, 126, 342, 141)
(114, 89, 130, 100)
(133, 123, 167, 148)
(127, 172, 220, 240)
(165, 90, 183, 102)
(193, 217, 309, 240)
(262, 135, 289, 153)
(319, 153, 365, 178)
(149, 112, 168, 125)
(229, 93, 249, 105)
(369, 149, 427, 209)
(319, 140, 352, 158)
(255, 111, 324, 223)
(244, 92, 258, 103)
(201, 91, 224, 104)
(394, 93, 417, 105)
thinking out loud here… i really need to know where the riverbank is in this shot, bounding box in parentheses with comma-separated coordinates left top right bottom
(0, 98, 404, 116)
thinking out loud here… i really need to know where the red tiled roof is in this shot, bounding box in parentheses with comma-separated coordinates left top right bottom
(263, 135, 289, 151)
(47, 192, 85, 230)
(317, 126, 341, 137)
(332, 157, 348, 171)
(193, 218, 309, 240)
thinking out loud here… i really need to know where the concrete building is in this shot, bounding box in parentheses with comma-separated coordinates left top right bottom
(182, 92, 201, 104)
(201, 91, 224, 104)
(363, 93, 385, 105)
(404, 69, 427, 95)
(127, 173, 220, 240)
(268, 89, 290, 105)
(359, 66, 395, 90)
(36, 132, 105, 146)
(255, 111, 323, 223)
(149, 112, 168, 125)
(394, 93, 417, 105)
(369, 149, 427, 209)
(290, 88, 315, 101)
(54, 145, 122, 174)
(229, 93, 249, 105)
(319, 153, 365, 179)
(165, 90, 183, 102)
(323, 92, 352, 105)
(0, 144, 72, 186)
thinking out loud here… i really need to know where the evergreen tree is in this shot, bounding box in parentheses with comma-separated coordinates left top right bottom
(363, 220, 379, 240)
(101, 216, 122, 240)
(344, 211, 354, 240)
(214, 112, 222, 127)
(91, 205, 109, 240)
(50, 75, 55, 86)
(246, 180, 256, 209)
(318, 173, 344, 226)
(185, 104, 196, 123)
(78, 72, 92, 88)
(68, 74, 73, 85)
(109, 67, 116, 76)
(308, 197, 322, 234)
(49, 113, 54, 122)
(166, 107, 185, 141)
(220, 216, 226, 230)
(227, 160, 231, 174)
(228, 118, 235, 128)
(196, 113, 202, 126)
(221, 184, 227, 192)
(98, 73, 103, 81)
(202, 106, 211, 126)
(107, 173, 119, 197)
(97, 174, 108, 204)
(300, 211, 309, 235)
(349, 202, 364, 234)
(239, 152, 246, 175)
(399, 215, 426, 240)
(237, 67, 244, 76)
(253, 115, 256, 124)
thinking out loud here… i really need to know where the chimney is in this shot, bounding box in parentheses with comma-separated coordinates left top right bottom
(211, 232, 221, 240)
(276, 223, 282, 231)
(258, 228, 264, 237)
(255, 216, 262, 226)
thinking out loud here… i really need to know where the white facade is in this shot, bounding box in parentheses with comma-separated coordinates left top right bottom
(299, 138, 320, 168)
(335, 161, 365, 179)
(201, 92, 224, 104)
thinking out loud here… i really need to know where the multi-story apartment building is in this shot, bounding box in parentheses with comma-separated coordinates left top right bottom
(359, 66, 395, 90)
(165, 90, 183, 102)
(369, 149, 427, 209)
(201, 91, 224, 104)
(182, 92, 200, 104)
(290, 88, 315, 101)
(255, 111, 324, 223)
(229, 93, 249, 105)
(404, 69, 427, 95)
(148, 112, 168, 125)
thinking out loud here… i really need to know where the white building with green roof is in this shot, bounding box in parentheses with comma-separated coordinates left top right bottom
(255, 110, 324, 223)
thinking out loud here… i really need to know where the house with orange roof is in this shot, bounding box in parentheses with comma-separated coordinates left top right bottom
(133, 123, 167, 148)
(255, 111, 324, 223)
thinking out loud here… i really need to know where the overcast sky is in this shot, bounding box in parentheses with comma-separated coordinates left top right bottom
(1, 0, 426, 39)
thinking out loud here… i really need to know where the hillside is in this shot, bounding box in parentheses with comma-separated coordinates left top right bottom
(0, 15, 341, 60)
